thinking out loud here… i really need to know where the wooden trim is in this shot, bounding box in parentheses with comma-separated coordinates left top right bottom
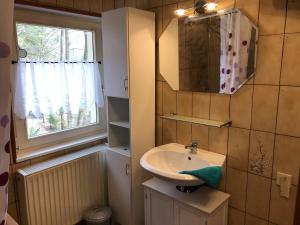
(295, 168, 300, 225)
(15, 0, 102, 17)
(10, 109, 17, 164)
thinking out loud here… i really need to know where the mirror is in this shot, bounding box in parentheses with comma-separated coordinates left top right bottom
(159, 9, 258, 94)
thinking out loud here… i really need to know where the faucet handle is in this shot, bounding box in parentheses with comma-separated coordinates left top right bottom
(185, 140, 198, 149)
(191, 140, 198, 147)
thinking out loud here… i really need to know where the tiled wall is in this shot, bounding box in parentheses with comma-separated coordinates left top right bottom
(153, 0, 300, 225)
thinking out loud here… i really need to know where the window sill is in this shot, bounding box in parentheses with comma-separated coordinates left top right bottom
(16, 133, 108, 163)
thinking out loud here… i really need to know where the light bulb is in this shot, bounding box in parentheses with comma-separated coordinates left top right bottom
(174, 9, 187, 16)
(204, 2, 218, 12)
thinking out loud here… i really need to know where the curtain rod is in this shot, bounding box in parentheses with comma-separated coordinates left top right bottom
(11, 61, 101, 64)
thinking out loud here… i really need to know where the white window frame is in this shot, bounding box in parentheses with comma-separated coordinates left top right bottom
(12, 5, 107, 158)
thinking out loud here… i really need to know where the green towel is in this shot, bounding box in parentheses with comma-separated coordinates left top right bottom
(179, 166, 222, 188)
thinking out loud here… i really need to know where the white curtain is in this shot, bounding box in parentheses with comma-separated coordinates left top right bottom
(0, 1, 14, 225)
(219, 11, 252, 94)
(14, 62, 104, 119)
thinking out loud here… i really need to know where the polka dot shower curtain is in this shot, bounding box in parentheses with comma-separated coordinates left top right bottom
(219, 11, 252, 94)
(0, 1, 14, 225)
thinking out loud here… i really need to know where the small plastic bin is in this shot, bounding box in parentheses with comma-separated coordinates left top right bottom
(83, 206, 112, 225)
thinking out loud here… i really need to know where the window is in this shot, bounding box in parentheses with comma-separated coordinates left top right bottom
(13, 8, 105, 157)
(16, 23, 98, 139)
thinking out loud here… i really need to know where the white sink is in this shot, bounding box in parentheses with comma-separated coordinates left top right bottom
(140, 143, 226, 186)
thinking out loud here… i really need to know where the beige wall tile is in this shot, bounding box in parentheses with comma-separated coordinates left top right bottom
(177, 91, 192, 116)
(125, 0, 137, 7)
(254, 35, 284, 85)
(245, 214, 268, 225)
(8, 203, 19, 222)
(192, 92, 210, 119)
(236, 0, 259, 24)
(218, 0, 235, 10)
(162, 82, 177, 114)
(251, 85, 279, 132)
(210, 94, 230, 121)
(269, 182, 298, 225)
(89, 0, 102, 13)
(57, 0, 74, 8)
(137, 0, 149, 9)
(115, 0, 125, 8)
(249, 130, 275, 178)
(285, 0, 300, 33)
(156, 81, 163, 115)
(228, 207, 245, 225)
(273, 135, 300, 185)
(259, 0, 287, 35)
(246, 174, 271, 219)
(156, 116, 163, 146)
(148, 0, 162, 8)
(176, 121, 191, 144)
(218, 166, 227, 192)
(228, 127, 250, 171)
(103, 0, 115, 11)
(226, 168, 248, 211)
(191, 124, 209, 149)
(163, 0, 178, 5)
(281, 34, 300, 86)
(178, 0, 194, 9)
(230, 85, 253, 129)
(162, 3, 177, 30)
(149, 6, 163, 41)
(74, 0, 89, 10)
(209, 127, 228, 155)
(277, 86, 300, 137)
(8, 176, 15, 204)
(156, 49, 165, 81)
(162, 119, 177, 143)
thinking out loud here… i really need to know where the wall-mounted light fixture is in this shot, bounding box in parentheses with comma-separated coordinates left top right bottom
(203, 2, 218, 12)
(174, 8, 194, 17)
(174, 0, 220, 17)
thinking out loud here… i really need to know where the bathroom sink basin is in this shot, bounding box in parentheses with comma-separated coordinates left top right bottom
(140, 143, 226, 186)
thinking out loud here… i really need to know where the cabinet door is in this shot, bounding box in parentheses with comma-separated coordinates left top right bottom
(102, 8, 129, 98)
(106, 150, 131, 225)
(174, 202, 206, 225)
(144, 189, 174, 225)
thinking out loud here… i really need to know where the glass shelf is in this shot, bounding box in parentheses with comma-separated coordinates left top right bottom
(160, 114, 232, 128)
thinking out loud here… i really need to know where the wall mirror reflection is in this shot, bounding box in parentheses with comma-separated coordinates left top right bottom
(159, 9, 258, 94)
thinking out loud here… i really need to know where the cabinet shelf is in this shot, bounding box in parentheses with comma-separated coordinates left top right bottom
(160, 114, 232, 128)
(109, 121, 130, 129)
(108, 146, 131, 157)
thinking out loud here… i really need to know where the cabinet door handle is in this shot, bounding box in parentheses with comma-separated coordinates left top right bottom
(124, 76, 128, 91)
(125, 163, 130, 176)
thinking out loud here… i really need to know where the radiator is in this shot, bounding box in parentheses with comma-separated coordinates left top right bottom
(17, 146, 107, 225)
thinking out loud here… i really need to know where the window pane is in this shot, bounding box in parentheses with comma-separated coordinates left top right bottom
(26, 105, 98, 139)
(16, 23, 99, 139)
(16, 23, 94, 61)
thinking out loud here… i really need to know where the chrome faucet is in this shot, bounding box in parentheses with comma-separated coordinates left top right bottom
(185, 141, 198, 154)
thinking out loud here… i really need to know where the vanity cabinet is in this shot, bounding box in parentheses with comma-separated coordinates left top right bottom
(102, 7, 155, 225)
(144, 178, 230, 225)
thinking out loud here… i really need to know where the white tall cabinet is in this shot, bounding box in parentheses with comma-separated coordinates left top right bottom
(102, 7, 155, 225)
